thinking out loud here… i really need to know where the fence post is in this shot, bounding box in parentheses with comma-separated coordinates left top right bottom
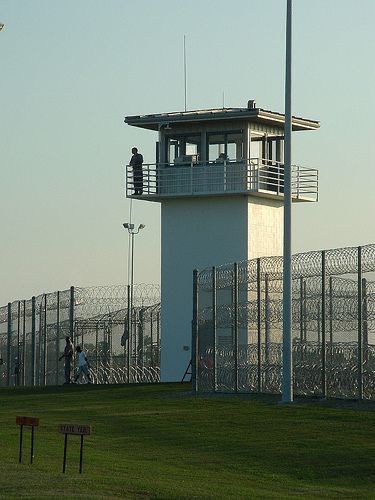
(31, 296, 36, 386)
(192, 269, 199, 393)
(357, 246, 363, 400)
(157, 311, 160, 367)
(7, 302, 12, 387)
(69, 286, 75, 343)
(56, 291, 60, 385)
(303, 280, 307, 341)
(212, 266, 217, 392)
(43, 295, 47, 386)
(38, 301, 43, 386)
(362, 278, 368, 364)
(94, 322, 99, 382)
(139, 310, 144, 371)
(234, 263, 239, 393)
(264, 273, 270, 393)
(150, 311, 154, 367)
(321, 250, 326, 398)
(109, 318, 113, 384)
(22, 300, 26, 386)
(17, 301, 21, 386)
(265, 273, 270, 367)
(257, 258, 262, 393)
(299, 277, 304, 342)
(317, 302, 321, 344)
(329, 277, 333, 361)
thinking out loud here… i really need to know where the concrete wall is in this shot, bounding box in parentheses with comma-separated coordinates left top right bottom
(247, 196, 284, 259)
(160, 196, 248, 382)
(160, 195, 284, 382)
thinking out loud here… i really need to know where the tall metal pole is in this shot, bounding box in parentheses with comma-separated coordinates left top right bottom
(321, 251, 327, 398)
(123, 222, 145, 382)
(357, 246, 363, 400)
(282, 0, 293, 403)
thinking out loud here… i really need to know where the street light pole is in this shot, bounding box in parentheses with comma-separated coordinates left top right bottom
(122, 222, 145, 383)
(131, 231, 135, 321)
(282, 0, 293, 403)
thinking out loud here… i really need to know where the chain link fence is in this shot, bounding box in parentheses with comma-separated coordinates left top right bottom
(194, 244, 375, 400)
(0, 285, 160, 387)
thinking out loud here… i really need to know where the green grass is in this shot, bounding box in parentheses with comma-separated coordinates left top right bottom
(0, 383, 374, 499)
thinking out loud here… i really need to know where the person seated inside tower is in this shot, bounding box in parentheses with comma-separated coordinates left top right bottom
(215, 152, 229, 163)
(130, 147, 143, 195)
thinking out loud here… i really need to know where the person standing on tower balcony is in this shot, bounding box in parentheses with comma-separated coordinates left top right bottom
(130, 147, 144, 195)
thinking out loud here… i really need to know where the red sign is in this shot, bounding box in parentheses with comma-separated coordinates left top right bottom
(16, 416, 39, 427)
(58, 424, 91, 436)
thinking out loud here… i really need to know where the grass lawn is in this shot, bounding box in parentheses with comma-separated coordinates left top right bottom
(0, 383, 374, 499)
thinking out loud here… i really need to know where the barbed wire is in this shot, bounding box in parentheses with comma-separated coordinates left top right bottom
(198, 243, 375, 289)
(197, 343, 375, 398)
(198, 275, 375, 334)
(0, 284, 160, 325)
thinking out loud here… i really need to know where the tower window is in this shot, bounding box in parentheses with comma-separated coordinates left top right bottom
(207, 130, 243, 163)
(165, 134, 201, 164)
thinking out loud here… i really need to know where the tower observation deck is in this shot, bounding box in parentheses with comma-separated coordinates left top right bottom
(125, 101, 319, 203)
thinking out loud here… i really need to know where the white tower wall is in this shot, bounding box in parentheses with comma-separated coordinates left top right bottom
(248, 197, 284, 259)
(160, 195, 283, 382)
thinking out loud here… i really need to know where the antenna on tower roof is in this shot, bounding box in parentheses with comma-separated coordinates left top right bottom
(183, 35, 187, 112)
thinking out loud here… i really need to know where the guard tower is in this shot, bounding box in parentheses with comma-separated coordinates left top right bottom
(125, 100, 319, 381)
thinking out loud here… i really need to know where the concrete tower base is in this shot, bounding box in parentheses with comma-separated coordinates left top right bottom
(160, 195, 283, 382)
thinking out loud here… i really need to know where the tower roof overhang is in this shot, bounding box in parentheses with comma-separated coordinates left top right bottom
(125, 106, 320, 132)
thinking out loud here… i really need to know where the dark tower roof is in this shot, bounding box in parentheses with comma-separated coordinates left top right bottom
(125, 102, 320, 132)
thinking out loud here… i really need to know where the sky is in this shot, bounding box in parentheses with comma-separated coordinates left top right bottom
(1, 0, 374, 305)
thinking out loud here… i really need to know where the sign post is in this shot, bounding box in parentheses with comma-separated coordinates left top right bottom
(58, 423, 91, 474)
(16, 416, 39, 464)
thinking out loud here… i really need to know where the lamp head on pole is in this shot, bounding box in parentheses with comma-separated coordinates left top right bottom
(0, 23, 4, 31)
